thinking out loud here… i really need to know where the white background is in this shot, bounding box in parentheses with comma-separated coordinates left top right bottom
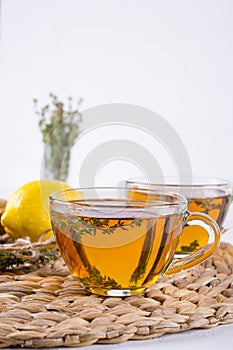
(0, 0, 233, 198)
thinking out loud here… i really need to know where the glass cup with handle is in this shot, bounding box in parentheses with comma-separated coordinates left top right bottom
(50, 187, 220, 297)
(126, 177, 232, 253)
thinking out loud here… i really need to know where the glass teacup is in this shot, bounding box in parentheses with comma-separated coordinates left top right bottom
(50, 187, 220, 297)
(126, 177, 232, 253)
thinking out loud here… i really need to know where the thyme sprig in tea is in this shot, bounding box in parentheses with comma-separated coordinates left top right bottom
(79, 217, 143, 235)
(79, 266, 121, 289)
(181, 239, 200, 252)
(52, 212, 143, 237)
(192, 199, 223, 212)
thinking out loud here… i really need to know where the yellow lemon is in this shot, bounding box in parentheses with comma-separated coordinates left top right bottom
(1, 180, 71, 242)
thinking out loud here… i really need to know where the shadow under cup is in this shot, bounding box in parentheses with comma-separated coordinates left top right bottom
(126, 178, 233, 253)
(50, 187, 220, 297)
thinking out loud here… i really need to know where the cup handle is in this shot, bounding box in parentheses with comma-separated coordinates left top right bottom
(221, 194, 233, 234)
(164, 211, 221, 276)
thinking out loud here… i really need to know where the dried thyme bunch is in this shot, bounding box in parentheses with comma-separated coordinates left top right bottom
(0, 237, 59, 271)
(34, 93, 82, 181)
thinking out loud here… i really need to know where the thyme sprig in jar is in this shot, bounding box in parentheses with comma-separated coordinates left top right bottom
(34, 93, 82, 181)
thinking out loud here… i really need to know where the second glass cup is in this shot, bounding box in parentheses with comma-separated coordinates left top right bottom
(50, 187, 220, 297)
(126, 177, 232, 253)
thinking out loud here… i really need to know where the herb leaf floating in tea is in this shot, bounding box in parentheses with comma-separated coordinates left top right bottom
(193, 199, 223, 211)
(181, 239, 200, 252)
(52, 213, 143, 238)
(79, 217, 143, 235)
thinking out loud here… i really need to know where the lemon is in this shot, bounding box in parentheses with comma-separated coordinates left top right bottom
(1, 180, 71, 242)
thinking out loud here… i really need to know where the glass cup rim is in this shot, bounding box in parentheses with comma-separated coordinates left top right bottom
(126, 176, 232, 188)
(49, 186, 188, 210)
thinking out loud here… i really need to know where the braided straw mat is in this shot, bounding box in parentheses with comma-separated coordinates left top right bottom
(0, 242, 233, 348)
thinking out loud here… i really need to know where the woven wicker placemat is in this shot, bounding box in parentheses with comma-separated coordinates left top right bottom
(0, 242, 233, 348)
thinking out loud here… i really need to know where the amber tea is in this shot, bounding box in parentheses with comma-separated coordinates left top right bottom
(180, 190, 231, 252)
(50, 187, 220, 296)
(127, 178, 232, 253)
(51, 208, 183, 295)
